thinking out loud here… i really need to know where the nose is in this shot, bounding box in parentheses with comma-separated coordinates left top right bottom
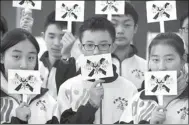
(93, 46, 100, 55)
(116, 24, 124, 35)
(54, 38, 60, 46)
(158, 60, 167, 71)
(20, 58, 28, 70)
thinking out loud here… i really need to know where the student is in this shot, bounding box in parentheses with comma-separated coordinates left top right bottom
(119, 32, 188, 124)
(57, 16, 137, 124)
(111, 2, 147, 90)
(179, 12, 188, 55)
(21, 10, 77, 99)
(0, 16, 8, 39)
(0, 28, 59, 124)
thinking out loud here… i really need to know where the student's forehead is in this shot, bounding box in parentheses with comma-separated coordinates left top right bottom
(112, 14, 134, 22)
(8, 40, 37, 53)
(182, 17, 188, 27)
(45, 24, 65, 33)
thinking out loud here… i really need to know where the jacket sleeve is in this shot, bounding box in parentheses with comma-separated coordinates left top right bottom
(119, 92, 139, 124)
(10, 117, 28, 124)
(55, 57, 77, 92)
(57, 84, 98, 124)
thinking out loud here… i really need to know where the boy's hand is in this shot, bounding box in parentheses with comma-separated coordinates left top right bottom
(16, 102, 31, 122)
(150, 106, 167, 124)
(61, 32, 76, 60)
(89, 79, 104, 108)
(20, 8, 33, 32)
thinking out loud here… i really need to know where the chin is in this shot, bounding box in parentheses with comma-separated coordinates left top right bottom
(115, 40, 129, 46)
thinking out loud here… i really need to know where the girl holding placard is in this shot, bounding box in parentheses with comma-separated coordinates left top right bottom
(119, 32, 188, 124)
(0, 28, 59, 124)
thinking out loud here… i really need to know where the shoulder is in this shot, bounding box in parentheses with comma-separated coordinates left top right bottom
(133, 55, 147, 64)
(59, 75, 82, 91)
(116, 76, 137, 91)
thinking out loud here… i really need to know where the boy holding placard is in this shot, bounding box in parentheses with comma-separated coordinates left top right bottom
(21, 10, 77, 99)
(110, 2, 147, 90)
(119, 32, 188, 124)
(57, 16, 137, 124)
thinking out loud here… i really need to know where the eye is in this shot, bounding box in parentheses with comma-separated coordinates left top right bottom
(152, 58, 159, 63)
(166, 58, 174, 62)
(12, 55, 20, 60)
(49, 35, 55, 39)
(28, 56, 36, 61)
(86, 44, 94, 47)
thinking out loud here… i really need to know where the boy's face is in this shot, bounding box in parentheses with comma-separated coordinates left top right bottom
(79, 30, 114, 56)
(43, 24, 65, 59)
(180, 17, 188, 53)
(111, 15, 138, 46)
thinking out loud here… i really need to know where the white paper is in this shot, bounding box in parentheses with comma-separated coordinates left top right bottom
(145, 71, 177, 95)
(8, 70, 42, 94)
(95, 0, 125, 15)
(146, 1, 177, 23)
(80, 53, 113, 80)
(13, 0, 41, 10)
(55, 1, 84, 22)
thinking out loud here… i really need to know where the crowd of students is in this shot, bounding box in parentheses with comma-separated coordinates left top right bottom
(0, 2, 188, 124)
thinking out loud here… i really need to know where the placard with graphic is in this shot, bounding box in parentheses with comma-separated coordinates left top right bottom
(55, 1, 84, 22)
(8, 70, 42, 94)
(80, 54, 113, 80)
(145, 71, 177, 96)
(13, 0, 41, 10)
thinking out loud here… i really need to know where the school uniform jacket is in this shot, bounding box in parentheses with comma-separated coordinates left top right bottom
(39, 51, 76, 99)
(112, 45, 147, 89)
(119, 87, 189, 124)
(57, 65, 137, 124)
(0, 72, 59, 124)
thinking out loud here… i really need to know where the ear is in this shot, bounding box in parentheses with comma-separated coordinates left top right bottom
(41, 32, 45, 40)
(0, 53, 4, 64)
(78, 43, 84, 53)
(111, 43, 118, 53)
(182, 53, 187, 65)
(134, 24, 138, 34)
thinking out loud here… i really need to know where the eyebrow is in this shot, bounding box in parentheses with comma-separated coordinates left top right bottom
(29, 52, 37, 54)
(100, 40, 109, 43)
(85, 41, 94, 43)
(12, 50, 22, 53)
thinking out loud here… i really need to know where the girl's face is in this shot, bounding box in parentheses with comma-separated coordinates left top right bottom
(1, 39, 38, 78)
(149, 43, 185, 76)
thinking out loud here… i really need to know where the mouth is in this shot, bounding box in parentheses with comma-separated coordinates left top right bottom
(51, 48, 61, 53)
(116, 37, 126, 41)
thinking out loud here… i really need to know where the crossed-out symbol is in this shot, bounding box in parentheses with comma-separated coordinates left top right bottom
(101, 0, 118, 12)
(61, 3, 79, 19)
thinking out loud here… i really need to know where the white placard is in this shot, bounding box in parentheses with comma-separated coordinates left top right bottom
(13, 0, 42, 10)
(95, 0, 125, 15)
(55, 1, 85, 22)
(146, 1, 177, 23)
(8, 70, 42, 94)
(145, 71, 177, 96)
(80, 53, 113, 80)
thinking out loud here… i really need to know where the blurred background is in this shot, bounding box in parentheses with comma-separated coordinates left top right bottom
(1, 0, 188, 59)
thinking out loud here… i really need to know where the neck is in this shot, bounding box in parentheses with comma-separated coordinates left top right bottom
(48, 54, 58, 68)
(114, 44, 131, 62)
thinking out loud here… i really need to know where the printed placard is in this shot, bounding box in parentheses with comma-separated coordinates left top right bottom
(55, 1, 84, 22)
(145, 71, 177, 95)
(80, 53, 113, 80)
(13, 0, 41, 10)
(8, 70, 42, 94)
(146, 1, 177, 23)
(95, 0, 125, 14)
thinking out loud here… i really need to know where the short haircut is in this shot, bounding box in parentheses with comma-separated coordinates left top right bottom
(180, 11, 188, 28)
(78, 16, 116, 43)
(44, 10, 67, 32)
(124, 2, 139, 25)
(0, 16, 8, 35)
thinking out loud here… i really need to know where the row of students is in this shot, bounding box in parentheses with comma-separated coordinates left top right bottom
(1, 2, 188, 124)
